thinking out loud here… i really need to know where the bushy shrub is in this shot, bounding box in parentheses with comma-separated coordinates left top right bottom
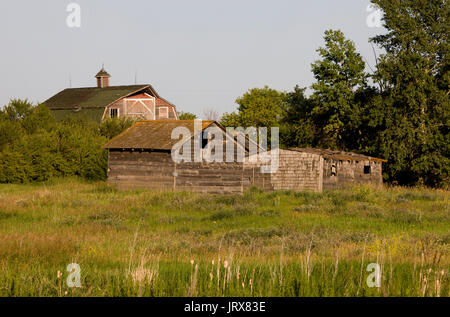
(0, 100, 119, 183)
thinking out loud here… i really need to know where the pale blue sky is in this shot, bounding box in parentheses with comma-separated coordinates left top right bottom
(0, 0, 384, 117)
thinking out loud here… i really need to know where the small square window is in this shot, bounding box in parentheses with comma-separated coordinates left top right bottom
(159, 107, 168, 118)
(110, 108, 118, 118)
(364, 165, 371, 174)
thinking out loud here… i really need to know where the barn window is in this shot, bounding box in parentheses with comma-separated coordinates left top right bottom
(330, 164, 337, 176)
(110, 108, 118, 118)
(364, 165, 371, 174)
(159, 107, 168, 118)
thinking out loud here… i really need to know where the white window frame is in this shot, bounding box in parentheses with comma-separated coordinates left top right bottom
(110, 108, 119, 118)
(158, 106, 169, 119)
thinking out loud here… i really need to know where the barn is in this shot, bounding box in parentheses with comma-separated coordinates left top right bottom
(102, 120, 386, 193)
(43, 67, 178, 122)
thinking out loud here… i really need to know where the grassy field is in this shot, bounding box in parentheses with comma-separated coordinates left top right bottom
(0, 179, 448, 297)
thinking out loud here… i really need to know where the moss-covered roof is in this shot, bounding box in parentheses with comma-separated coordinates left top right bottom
(43, 85, 150, 110)
(51, 108, 106, 123)
(103, 120, 217, 150)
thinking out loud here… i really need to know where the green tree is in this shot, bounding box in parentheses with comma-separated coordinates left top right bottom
(309, 30, 369, 150)
(21, 103, 56, 134)
(0, 99, 109, 183)
(0, 100, 56, 151)
(221, 86, 287, 128)
(99, 117, 136, 139)
(369, 0, 449, 187)
(177, 111, 198, 120)
(280, 85, 316, 148)
(2, 99, 34, 121)
(220, 112, 241, 128)
(0, 116, 22, 151)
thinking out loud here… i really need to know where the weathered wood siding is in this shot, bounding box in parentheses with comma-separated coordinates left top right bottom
(242, 166, 273, 191)
(176, 162, 244, 194)
(107, 150, 271, 194)
(108, 150, 175, 190)
(322, 159, 383, 190)
(268, 150, 323, 192)
(107, 148, 383, 194)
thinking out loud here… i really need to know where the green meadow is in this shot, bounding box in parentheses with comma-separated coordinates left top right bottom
(0, 179, 448, 297)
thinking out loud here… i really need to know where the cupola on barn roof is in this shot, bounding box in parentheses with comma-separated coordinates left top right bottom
(95, 67, 111, 78)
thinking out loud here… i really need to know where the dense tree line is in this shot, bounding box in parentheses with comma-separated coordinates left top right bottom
(222, 0, 449, 188)
(0, 100, 134, 183)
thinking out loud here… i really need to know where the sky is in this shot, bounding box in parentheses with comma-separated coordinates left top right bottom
(0, 0, 385, 117)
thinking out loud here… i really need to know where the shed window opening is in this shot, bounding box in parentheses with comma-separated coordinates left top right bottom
(364, 165, 371, 174)
(330, 164, 337, 176)
(110, 108, 118, 118)
(202, 131, 209, 149)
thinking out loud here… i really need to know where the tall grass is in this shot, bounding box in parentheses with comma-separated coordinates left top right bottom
(0, 179, 448, 297)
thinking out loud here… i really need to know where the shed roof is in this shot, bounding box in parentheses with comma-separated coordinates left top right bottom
(287, 148, 387, 162)
(102, 120, 217, 150)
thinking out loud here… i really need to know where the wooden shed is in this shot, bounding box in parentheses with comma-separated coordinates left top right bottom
(245, 148, 386, 191)
(102, 120, 271, 194)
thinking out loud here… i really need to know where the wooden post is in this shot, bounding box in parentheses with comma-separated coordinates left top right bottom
(318, 156, 324, 192)
(173, 164, 177, 191)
